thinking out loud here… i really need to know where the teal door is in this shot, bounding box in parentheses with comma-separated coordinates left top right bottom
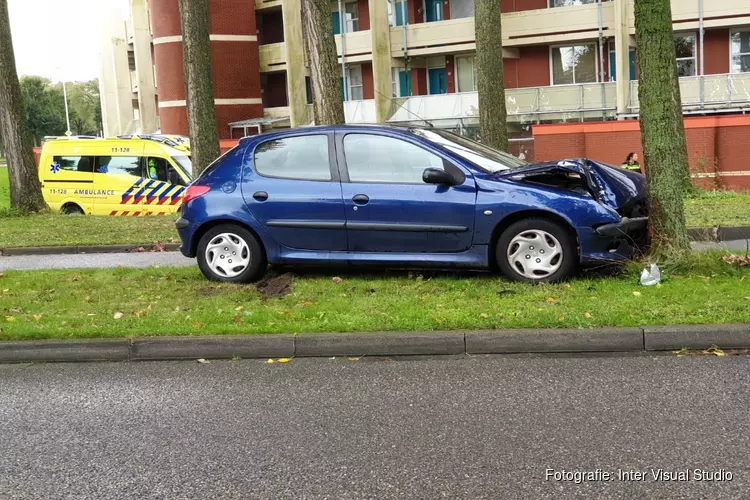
(610, 49, 637, 81)
(425, 0, 444, 22)
(332, 12, 341, 35)
(428, 68, 447, 95)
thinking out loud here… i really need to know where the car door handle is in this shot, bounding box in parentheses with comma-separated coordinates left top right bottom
(352, 194, 369, 205)
(253, 191, 268, 201)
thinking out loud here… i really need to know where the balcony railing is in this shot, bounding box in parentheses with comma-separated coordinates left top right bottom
(343, 82, 618, 125)
(629, 73, 750, 112)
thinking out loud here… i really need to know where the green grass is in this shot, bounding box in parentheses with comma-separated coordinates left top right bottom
(0, 164, 748, 248)
(685, 191, 750, 228)
(1, 252, 748, 341)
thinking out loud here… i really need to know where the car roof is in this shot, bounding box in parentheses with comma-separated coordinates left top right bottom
(238, 123, 429, 144)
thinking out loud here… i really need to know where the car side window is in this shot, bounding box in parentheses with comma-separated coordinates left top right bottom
(343, 134, 444, 184)
(53, 156, 94, 173)
(254, 135, 331, 181)
(96, 156, 143, 177)
(145, 157, 184, 185)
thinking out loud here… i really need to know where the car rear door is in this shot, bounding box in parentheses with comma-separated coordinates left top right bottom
(241, 132, 347, 251)
(335, 131, 477, 253)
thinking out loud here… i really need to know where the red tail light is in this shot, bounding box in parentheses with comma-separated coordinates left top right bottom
(182, 185, 210, 204)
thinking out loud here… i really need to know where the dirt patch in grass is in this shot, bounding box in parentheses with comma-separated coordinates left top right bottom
(256, 272, 294, 299)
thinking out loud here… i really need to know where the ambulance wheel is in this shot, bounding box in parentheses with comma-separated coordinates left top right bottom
(62, 204, 84, 215)
(196, 224, 266, 283)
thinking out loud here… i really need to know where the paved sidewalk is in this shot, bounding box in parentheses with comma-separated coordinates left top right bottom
(0, 251, 195, 271)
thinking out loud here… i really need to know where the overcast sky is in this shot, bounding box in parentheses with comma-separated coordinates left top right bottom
(9, 0, 129, 82)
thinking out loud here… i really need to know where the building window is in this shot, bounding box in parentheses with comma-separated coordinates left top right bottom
(345, 1, 359, 32)
(388, 0, 407, 26)
(551, 44, 598, 85)
(549, 0, 609, 7)
(451, 0, 474, 19)
(674, 33, 696, 77)
(456, 55, 477, 92)
(731, 29, 750, 74)
(347, 64, 363, 101)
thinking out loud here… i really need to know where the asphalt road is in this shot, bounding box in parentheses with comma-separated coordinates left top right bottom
(1, 354, 747, 499)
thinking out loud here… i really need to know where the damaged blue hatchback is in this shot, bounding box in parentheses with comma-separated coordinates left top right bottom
(176, 125, 648, 283)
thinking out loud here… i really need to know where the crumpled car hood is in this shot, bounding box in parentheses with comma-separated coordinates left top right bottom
(496, 159, 647, 211)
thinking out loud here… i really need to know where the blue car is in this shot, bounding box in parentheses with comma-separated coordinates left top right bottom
(176, 125, 648, 283)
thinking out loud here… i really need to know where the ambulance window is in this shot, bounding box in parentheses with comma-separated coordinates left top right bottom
(96, 156, 143, 177)
(147, 157, 186, 186)
(53, 156, 94, 173)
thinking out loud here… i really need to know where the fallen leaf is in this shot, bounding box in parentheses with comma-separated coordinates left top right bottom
(234, 315, 243, 323)
(348, 357, 360, 361)
(740, 276, 745, 281)
(113, 312, 124, 320)
(33, 314, 43, 322)
(277, 358, 291, 363)
(656, 283, 663, 288)
(332, 277, 343, 284)
(5, 316, 16, 322)
(134, 310, 146, 318)
(197, 358, 211, 364)
(480, 313, 489, 319)
(302, 300, 314, 307)
(0, 273, 5, 278)
(435, 318, 443, 324)
(87, 313, 96, 317)
(703, 346, 726, 357)
(744, 297, 750, 301)
(2, 289, 8, 293)
(632, 291, 642, 297)
(562, 284, 571, 290)
(192, 322, 203, 328)
(175, 306, 181, 311)
(546, 297, 557, 303)
(234, 306, 244, 312)
(266, 359, 275, 364)
(558, 316, 565, 321)
(584, 312, 592, 319)
(10, 307, 22, 313)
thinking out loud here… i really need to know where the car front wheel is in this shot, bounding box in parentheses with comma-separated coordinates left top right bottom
(196, 224, 266, 283)
(496, 218, 576, 283)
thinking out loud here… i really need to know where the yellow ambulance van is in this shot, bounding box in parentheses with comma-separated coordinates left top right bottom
(37, 135, 192, 216)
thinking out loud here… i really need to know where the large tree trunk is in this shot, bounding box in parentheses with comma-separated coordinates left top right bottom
(178, 0, 220, 175)
(635, 0, 691, 255)
(475, 0, 508, 152)
(301, 0, 345, 125)
(0, 0, 46, 213)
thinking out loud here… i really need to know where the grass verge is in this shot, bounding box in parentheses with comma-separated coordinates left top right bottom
(1, 252, 748, 341)
(685, 190, 750, 228)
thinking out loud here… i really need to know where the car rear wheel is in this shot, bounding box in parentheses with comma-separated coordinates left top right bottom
(196, 224, 266, 283)
(496, 218, 576, 283)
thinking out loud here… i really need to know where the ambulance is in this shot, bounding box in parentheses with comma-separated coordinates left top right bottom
(37, 135, 192, 216)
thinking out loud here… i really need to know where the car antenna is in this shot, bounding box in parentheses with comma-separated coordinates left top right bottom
(373, 88, 434, 128)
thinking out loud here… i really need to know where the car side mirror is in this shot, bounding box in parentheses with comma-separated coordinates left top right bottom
(422, 168, 457, 185)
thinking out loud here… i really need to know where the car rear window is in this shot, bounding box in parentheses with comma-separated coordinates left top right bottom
(253, 135, 331, 181)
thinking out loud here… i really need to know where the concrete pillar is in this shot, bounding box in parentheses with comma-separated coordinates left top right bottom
(98, 10, 133, 136)
(282, 0, 308, 127)
(130, 0, 158, 133)
(369, 0, 392, 122)
(614, 0, 631, 115)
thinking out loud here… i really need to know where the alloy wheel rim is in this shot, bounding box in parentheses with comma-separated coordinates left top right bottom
(205, 233, 250, 278)
(507, 229, 563, 279)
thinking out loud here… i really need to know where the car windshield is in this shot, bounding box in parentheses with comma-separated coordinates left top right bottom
(410, 128, 528, 173)
(172, 155, 193, 180)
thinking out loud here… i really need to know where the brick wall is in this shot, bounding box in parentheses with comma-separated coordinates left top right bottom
(357, 0, 370, 30)
(502, 0, 547, 13)
(517, 46, 550, 87)
(361, 63, 374, 99)
(533, 116, 750, 191)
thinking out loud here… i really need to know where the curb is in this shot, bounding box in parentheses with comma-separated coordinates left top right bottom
(0, 243, 181, 256)
(1, 324, 748, 364)
(687, 226, 750, 242)
(0, 227, 747, 256)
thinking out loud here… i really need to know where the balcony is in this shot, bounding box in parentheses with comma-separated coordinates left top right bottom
(622, 0, 750, 32)
(629, 73, 750, 112)
(259, 42, 287, 72)
(255, 0, 282, 11)
(503, 2, 614, 47)
(343, 82, 618, 125)
(335, 30, 373, 62)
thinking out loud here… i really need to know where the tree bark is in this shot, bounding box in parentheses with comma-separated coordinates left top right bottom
(178, 0, 220, 175)
(0, 0, 46, 213)
(635, 0, 691, 255)
(475, 0, 508, 152)
(301, 0, 345, 125)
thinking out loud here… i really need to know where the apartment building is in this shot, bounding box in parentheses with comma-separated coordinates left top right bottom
(102, 0, 750, 148)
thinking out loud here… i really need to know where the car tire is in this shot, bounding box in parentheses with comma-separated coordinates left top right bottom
(196, 224, 266, 283)
(62, 204, 84, 215)
(496, 218, 577, 283)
